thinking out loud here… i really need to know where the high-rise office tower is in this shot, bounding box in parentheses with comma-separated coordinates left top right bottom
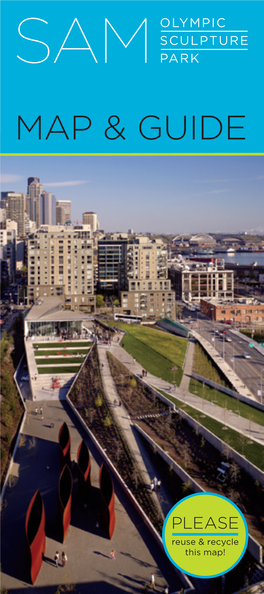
(28, 179, 43, 229)
(27, 177, 40, 193)
(41, 191, 55, 225)
(82, 212, 99, 233)
(56, 200, 71, 224)
(6, 192, 25, 237)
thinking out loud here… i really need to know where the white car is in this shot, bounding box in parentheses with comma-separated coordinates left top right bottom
(243, 353, 251, 359)
(225, 337, 232, 342)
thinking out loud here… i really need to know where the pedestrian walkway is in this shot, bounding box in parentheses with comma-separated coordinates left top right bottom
(1, 399, 182, 594)
(97, 344, 174, 519)
(179, 337, 195, 393)
(106, 341, 264, 447)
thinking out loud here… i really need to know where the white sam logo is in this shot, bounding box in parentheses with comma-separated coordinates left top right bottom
(17, 17, 148, 64)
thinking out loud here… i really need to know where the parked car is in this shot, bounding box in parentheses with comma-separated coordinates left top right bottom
(243, 352, 251, 359)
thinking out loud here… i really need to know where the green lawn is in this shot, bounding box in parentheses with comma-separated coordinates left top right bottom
(33, 341, 92, 348)
(157, 388, 264, 471)
(36, 356, 85, 365)
(37, 365, 81, 374)
(115, 323, 187, 386)
(189, 378, 264, 427)
(35, 348, 90, 356)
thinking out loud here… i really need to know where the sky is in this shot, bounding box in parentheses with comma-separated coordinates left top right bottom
(1, 155, 263, 234)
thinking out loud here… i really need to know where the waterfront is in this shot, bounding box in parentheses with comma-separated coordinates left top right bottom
(214, 252, 264, 266)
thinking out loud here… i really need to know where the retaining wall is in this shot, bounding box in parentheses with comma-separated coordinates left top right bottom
(134, 423, 263, 564)
(192, 373, 264, 412)
(178, 408, 264, 488)
(135, 374, 176, 410)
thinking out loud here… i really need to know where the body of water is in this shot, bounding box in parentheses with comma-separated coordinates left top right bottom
(214, 252, 264, 266)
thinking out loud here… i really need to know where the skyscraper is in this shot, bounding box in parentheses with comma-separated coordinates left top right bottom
(56, 200, 71, 224)
(28, 178, 43, 229)
(6, 192, 25, 237)
(41, 191, 55, 225)
(83, 212, 99, 233)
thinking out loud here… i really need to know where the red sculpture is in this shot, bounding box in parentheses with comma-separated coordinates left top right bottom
(57, 464, 73, 542)
(99, 463, 115, 539)
(77, 440, 92, 504)
(25, 490, 45, 584)
(58, 422, 71, 470)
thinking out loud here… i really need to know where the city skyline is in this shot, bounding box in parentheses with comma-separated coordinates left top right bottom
(1, 156, 263, 234)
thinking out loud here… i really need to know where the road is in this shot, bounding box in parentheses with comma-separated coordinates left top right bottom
(181, 308, 264, 404)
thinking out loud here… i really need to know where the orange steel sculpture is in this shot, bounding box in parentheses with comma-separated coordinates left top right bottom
(99, 463, 115, 539)
(57, 464, 73, 542)
(77, 440, 92, 504)
(58, 422, 71, 470)
(25, 490, 45, 584)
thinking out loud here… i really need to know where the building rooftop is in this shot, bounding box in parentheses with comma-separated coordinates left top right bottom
(201, 297, 262, 306)
(26, 297, 93, 322)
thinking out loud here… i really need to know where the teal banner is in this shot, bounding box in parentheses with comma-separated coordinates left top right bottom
(1, 1, 263, 154)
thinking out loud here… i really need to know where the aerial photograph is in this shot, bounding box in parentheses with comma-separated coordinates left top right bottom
(0, 155, 264, 594)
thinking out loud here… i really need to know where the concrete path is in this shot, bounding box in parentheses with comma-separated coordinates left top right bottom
(105, 341, 264, 447)
(97, 343, 174, 520)
(1, 399, 182, 594)
(179, 337, 195, 393)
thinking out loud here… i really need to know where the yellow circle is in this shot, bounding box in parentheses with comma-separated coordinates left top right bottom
(162, 493, 248, 578)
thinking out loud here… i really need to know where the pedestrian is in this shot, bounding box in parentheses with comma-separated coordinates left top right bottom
(150, 481, 154, 494)
(35, 407, 38, 415)
(153, 477, 158, 491)
(157, 479, 161, 492)
(102, 363, 104, 370)
(61, 551, 67, 567)
(133, 358, 136, 364)
(119, 400, 121, 407)
(110, 549, 115, 560)
(54, 551, 59, 568)
(35, 373, 38, 381)
(39, 407, 43, 416)
(150, 573, 155, 589)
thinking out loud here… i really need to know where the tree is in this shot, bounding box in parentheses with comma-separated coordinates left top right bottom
(21, 265, 28, 275)
(96, 295, 105, 308)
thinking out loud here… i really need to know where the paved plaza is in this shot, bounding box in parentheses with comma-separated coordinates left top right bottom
(1, 399, 183, 594)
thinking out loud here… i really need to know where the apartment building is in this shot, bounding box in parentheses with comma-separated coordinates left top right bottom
(26, 224, 95, 312)
(98, 234, 128, 291)
(169, 258, 234, 304)
(120, 237, 175, 318)
(0, 222, 17, 282)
